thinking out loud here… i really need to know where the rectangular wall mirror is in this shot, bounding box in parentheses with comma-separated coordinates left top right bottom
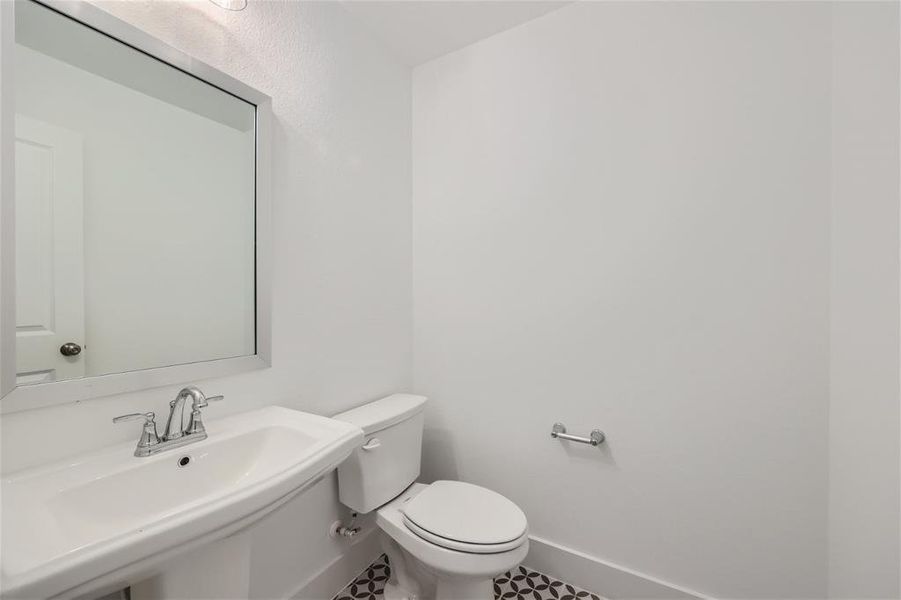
(1, 0, 271, 411)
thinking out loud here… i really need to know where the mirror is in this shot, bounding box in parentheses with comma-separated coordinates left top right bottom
(4, 0, 270, 406)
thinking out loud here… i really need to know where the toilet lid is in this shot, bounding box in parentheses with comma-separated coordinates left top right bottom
(402, 481, 528, 550)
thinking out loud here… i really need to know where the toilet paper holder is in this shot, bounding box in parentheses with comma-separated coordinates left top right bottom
(551, 422, 605, 446)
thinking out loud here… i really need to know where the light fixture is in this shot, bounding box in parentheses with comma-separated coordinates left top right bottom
(208, 0, 247, 11)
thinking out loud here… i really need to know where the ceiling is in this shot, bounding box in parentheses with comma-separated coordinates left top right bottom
(340, 1, 571, 67)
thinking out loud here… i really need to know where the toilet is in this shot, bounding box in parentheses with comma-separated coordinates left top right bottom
(334, 394, 529, 600)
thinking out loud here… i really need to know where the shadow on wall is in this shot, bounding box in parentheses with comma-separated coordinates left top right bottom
(558, 437, 617, 468)
(421, 427, 459, 482)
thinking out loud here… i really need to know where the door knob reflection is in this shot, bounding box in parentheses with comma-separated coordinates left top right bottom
(59, 342, 82, 357)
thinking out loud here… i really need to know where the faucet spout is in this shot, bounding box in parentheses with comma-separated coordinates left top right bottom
(164, 386, 206, 440)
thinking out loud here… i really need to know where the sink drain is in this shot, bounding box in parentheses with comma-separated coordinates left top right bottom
(177, 455, 191, 468)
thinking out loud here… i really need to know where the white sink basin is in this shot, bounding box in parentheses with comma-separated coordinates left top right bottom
(1, 406, 363, 599)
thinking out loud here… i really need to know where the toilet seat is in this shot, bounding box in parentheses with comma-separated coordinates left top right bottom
(402, 515, 529, 554)
(401, 481, 528, 554)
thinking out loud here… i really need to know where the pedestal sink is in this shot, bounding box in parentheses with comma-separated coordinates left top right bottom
(1, 406, 364, 600)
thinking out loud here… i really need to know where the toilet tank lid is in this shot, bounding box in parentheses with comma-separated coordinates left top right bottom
(332, 394, 427, 435)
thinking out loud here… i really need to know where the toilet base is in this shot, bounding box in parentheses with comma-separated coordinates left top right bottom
(381, 532, 434, 600)
(380, 532, 496, 600)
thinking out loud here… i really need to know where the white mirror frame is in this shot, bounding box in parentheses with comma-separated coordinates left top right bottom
(0, 0, 272, 413)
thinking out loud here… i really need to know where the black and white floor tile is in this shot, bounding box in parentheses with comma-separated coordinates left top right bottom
(333, 554, 603, 600)
(334, 555, 391, 600)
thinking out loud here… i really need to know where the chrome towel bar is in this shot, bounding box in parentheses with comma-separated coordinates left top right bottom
(551, 422, 605, 446)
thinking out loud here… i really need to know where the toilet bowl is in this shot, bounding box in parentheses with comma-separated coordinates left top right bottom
(334, 394, 529, 600)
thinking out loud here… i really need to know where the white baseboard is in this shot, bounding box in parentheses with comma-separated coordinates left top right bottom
(524, 536, 712, 600)
(289, 531, 382, 600)
(286, 530, 711, 600)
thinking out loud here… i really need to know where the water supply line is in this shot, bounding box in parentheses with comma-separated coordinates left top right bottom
(329, 512, 361, 538)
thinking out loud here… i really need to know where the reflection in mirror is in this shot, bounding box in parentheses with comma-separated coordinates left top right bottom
(14, 0, 256, 386)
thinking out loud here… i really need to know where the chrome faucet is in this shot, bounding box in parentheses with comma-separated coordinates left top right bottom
(165, 385, 209, 440)
(114, 386, 224, 457)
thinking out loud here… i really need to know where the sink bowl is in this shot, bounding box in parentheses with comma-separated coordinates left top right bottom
(1, 406, 363, 599)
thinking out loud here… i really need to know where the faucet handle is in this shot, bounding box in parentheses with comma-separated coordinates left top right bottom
(113, 412, 160, 455)
(113, 411, 156, 424)
(187, 395, 223, 435)
(193, 394, 224, 410)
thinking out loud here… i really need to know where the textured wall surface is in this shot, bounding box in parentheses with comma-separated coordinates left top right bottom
(412, 3, 833, 597)
(2, 1, 412, 596)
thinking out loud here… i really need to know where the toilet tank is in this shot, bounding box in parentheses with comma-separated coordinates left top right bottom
(333, 394, 427, 513)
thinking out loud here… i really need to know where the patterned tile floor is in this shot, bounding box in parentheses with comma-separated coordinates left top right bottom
(333, 554, 602, 600)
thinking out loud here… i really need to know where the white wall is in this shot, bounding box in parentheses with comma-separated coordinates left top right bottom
(828, 3, 901, 598)
(3, 2, 898, 599)
(2, 0, 412, 597)
(412, 3, 834, 598)
(17, 44, 256, 377)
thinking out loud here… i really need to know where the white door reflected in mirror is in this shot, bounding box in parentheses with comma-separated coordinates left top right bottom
(15, 115, 85, 385)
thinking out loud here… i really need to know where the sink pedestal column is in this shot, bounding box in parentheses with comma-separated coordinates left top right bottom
(131, 532, 252, 600)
